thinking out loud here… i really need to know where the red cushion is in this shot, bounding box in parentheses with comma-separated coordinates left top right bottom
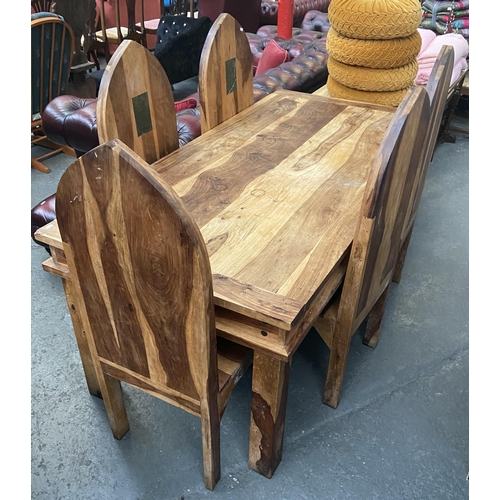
(255, 40, 291, 76)
(174, 98, 198, 113)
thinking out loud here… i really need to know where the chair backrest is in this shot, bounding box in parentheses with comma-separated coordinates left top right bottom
(31, 0, 54, 13)
(96, 39, 179, 163)
(402, 45, 454, 237)
(95, 0, 147, 60)
(56, 139, 219, 420)
(337, 85, 431, 335)
(31, 14, 74, 119)
(168, 0, 195, 18)
(198, 13, 254, 133)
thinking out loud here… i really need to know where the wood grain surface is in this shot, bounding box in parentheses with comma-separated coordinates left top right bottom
(153, 91, 395, 330)
(199, 13, 254, 133)
(97, 39, 179, 164)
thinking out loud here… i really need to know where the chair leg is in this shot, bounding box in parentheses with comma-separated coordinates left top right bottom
(363, 286, 390, 349)
(393, 226, 413, 284)
(99, 372, 130, 440)
(200, 404, 221, 490)
(323, 322, 351, 409)
(31, 158, 51, 173)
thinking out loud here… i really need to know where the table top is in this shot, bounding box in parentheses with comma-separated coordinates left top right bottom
(36, 90, 395, 357)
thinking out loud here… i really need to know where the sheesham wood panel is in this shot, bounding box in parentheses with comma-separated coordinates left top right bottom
(56, 142, 215, 401)
(154, 92, 394, 316)
(199, 13, 254, 133)
(96, 39, 179, 164)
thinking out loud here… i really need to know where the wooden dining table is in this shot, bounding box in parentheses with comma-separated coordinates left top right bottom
(35, 89, 396, 479)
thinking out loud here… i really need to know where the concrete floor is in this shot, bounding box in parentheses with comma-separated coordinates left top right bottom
(31, 105, 469, 499)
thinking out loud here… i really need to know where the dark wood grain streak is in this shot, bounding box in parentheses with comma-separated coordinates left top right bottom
(176, 96, 350, 227)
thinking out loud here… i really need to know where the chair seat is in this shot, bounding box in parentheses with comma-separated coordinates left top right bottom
(95, 26, 139, 42)
(216, 337, 253, 416)
(142, 18, 160, 32)
(314, 295, 340, 350)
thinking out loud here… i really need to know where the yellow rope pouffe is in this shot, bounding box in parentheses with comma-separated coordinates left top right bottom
(327, 56, 418, 92)
(326, 29, 422, 69)
(327, 75, 411, 107)
(328, 0, 422, 40)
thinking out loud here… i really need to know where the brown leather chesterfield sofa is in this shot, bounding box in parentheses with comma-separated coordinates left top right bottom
(31, 11, 331, 250)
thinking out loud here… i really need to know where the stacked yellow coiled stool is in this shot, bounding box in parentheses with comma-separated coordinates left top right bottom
(326, 0, 423, 106)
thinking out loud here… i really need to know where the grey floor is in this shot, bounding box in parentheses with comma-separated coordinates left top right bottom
(31, 103, 469, 499)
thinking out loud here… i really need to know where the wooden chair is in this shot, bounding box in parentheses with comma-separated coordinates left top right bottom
(96, 39, 179, 163)
(392, 46, 455, 284)
(313, 85, 432, 409)
(31, 0, 54, 12)
(91, 0, 148, 63)
(55, 139, 253, 490)
(31, 13, 77, 173)
(143, 0, 165, 36)
(198, 13, 254, 133)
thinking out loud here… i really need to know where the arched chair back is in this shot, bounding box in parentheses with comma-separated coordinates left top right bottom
(198, 13, 254, 133)
(31, 0, 54, 13)
(31, 14, 74, 121)
(96, 39, 179, 164)
(31, 13, 75, 172)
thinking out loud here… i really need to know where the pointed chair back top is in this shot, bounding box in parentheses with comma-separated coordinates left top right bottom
(339, 85, 431, 338)
(96, 39, 179, 164)
(198, 13, 254, 133)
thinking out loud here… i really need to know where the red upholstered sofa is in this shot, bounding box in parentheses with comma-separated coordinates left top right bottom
(31, 10, 331, 249)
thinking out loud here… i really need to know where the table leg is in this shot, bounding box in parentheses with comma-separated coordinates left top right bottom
(61, 277, 102, 398)
(248, 351, 291, 478)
